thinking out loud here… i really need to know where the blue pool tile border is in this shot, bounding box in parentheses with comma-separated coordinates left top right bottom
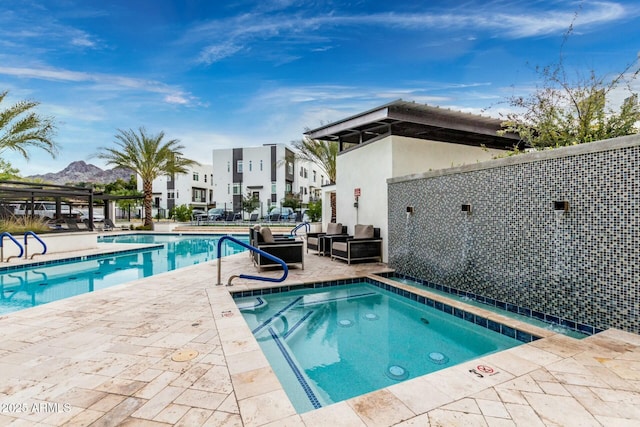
(268, 327, 322, 410)
(377, 272, 602, 336)
(231, 277, 541, 344)
(0, 245, 165, 273)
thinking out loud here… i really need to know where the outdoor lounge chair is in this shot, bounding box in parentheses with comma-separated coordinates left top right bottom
(249, 213, 259, 222)
(82, 218, 103, 231)
(104, 218, 117, 231)
(252, 226, 304, 271)
(306, 222, 347, 255)
(64, 218, 81, 231)
(330, 224, 382, 264)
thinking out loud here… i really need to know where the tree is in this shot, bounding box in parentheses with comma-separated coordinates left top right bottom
(96, 128, 198, 228)
(291, 134, 338, 220)
(0, 90, 58, 162)
(241, 192, 260, 218)
(281, 192, 301, 210)
(291, 135, 337, 184)
(306, 199, 322, 222)
(499, 22, 640, 149)
(0, 159, 20, 180)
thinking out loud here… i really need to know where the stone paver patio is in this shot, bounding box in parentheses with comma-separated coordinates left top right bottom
(1, 233, 639, 426)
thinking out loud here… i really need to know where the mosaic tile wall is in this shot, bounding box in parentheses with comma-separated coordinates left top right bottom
(387, 137, 640, 334)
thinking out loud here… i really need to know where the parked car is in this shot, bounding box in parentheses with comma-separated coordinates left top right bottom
(195, 208, 234, 221)
(267, 207, 294, 221)
(78, 209, 105, 223)
(14, 202, 83, 220)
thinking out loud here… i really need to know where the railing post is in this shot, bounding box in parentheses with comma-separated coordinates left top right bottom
(216, 235, 288, 286)
(0, 232, 24, 262)
(24, 232, 47, 260)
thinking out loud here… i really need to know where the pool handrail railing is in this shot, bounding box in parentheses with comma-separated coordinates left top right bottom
(216, 235, 288, 286)
(24, 231, 47, 260)
(290, 221, 310, 236)
(0, 232, 24, 262)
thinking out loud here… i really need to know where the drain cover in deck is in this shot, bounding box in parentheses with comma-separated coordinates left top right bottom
(171, 349, 199, 362)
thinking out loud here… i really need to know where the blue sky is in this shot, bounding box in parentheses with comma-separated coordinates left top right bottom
(2, 0, 639, 176)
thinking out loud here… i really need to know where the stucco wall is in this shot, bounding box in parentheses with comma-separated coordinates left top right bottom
(387, 134, 640, 334)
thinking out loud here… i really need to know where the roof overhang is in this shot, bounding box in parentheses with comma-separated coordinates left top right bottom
(0, 180, 143, 202)
(305, 100, 522, 151)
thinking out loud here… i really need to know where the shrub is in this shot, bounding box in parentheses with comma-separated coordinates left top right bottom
(0, 216, 50, 234)
(170, 204, 192, 222)
(306, 200, 322, 222)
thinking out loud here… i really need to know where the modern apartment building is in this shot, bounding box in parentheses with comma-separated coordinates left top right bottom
(140, 163, 214, 217)
(211, 144, 327, 218)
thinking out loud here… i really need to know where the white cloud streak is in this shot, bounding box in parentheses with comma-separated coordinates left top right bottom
(0, 66, 193, 105)
(190, 1, 633, 64)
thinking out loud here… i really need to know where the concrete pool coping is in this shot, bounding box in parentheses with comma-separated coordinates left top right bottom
(1, 237, 639, 426)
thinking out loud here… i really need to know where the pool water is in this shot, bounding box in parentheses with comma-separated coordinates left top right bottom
(236, 282, 523, 413)
(389, 276, 588, 338)
(0, 234, 247, 315)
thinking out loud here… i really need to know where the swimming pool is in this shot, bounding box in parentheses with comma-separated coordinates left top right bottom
(0, 233, 247, 315)
(234, 279, 535, 413)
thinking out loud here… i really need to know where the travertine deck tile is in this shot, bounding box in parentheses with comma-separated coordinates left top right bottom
(1, 236, 639, 426)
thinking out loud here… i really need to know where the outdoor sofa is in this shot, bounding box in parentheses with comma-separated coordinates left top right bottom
(251, 225, 304, 271)
(330, 224, 382, 264)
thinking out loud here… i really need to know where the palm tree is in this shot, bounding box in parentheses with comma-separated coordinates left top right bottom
(0, 90, 58, 163)
(96, 128, 198, 228)
(291, 134, 338, 221)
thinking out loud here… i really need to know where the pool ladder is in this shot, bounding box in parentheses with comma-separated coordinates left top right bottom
(216, 235, 288, 286)
(290, 222, 310, 237)
(0, 232, 48, 262)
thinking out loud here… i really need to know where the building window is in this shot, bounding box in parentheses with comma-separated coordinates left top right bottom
(260, 160, 263, 171)
(193, 172, 199, 181)
(227, 183, 230, 194)
(249, 160, 252, 172)
(303, 168, 308, 178)
(167, 192, 175, 199)
(227, 161, 230, 172)
(300, 166, 303, 177)
(192, 188, 206, 203)
(321, 175, 324, 185)
(204, 174, 207, 183)
(313, 170, 316, 182)
(237, 160, 243, 173)
(233, 183, 241, 195)
(286, 183, 291, 193)
(287, 162, 293, 175)
(304, 187, 308, 195)
(271, 182, 276, 193)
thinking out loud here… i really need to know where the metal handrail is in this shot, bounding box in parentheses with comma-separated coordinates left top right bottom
(290, 221, 310, 236)
(24, 231, 47, 260)
(216, 235, 288, 286)
(0, 232, 24, 262)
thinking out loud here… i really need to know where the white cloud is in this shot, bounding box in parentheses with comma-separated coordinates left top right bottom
(188, 1, 633, 64)
(0, 66, 194, 106)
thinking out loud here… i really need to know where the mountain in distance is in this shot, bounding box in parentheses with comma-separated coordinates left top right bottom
(26, 161, 135, 185)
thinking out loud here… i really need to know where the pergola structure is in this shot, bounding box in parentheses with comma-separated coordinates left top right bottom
(305, 99, 523, 151)
(0, 180, 142, 230)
